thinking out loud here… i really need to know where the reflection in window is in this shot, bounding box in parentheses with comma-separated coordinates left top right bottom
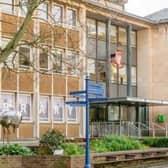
(1, 93, 15, 112)
(40, 50, 48, 70)
(98, 22, 106, 39)
(97, 61, 106, 81)
(87, 19, 96, 38)
(131, 31, 136, 47)
(52, 49, 64, 73)
(87, 59, 96, 80)
(1, 0, 13, 14)
(131, 66, 137, 86)
(53, 97, 64, 122)
(19, 46, 30, 68)
(110, 25, 117, 43)
(67, 105, 77, 122)
(52, 5, 63, 24)
(19, 94, 31, 120)
(67, 8, 76, 26)
(87, 38, 96, 58)
(119, 27, 126, 45)
(38, 3, 48, 21)
(119, 65, 127, 84)
(108, 105, 119, 121)
(97, 40, 106, 60)
(19, 0, 28, 16)
(40, 96, 49, 121)
(66, 51, 78, 75)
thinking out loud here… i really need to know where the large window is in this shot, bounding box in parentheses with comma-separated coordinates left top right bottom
(67, 8, 76, 26)
(53, 97, 64, 122)
(1, 93, 15, 112)
(1, 0, 13, 14)
(52, 4, 63, 24)
(40, 96, 49, 121)
(19, 46, 31, 68)
(19, 94, 31, 121)
(38, 3, 48, 21)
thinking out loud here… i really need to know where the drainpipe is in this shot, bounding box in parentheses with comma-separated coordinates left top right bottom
(106, 18, 111, 98)
(126, 25, 132, 97)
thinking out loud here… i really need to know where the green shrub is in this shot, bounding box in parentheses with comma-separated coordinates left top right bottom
(90, 136, 144, 153)
(0, 144, 33, 155)
(39, 129, 64, 154)
(62, 143, 84, 155)
(141, 137, 168, 147)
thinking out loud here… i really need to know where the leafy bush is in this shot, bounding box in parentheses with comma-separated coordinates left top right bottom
(141, 137, 168, 147)
(90, 136, 144, 153)
(0, 144, 33, 155)
(62, 143, 84, 155)
(39, 129, 64, 154)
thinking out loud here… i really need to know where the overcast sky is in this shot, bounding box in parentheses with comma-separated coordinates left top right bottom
(125, 0, 168, 17)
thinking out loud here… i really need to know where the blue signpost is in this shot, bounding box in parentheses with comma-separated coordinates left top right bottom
(66, 76, 105, 168)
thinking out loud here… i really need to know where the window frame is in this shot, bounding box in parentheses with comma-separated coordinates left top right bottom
(66, 7, 77, 27)
(38, 2, 49, 22)
(1, 0, 14, 14)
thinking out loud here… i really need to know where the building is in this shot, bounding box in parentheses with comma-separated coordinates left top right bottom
(0, 0, 168, 142)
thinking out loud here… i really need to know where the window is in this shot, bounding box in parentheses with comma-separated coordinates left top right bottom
(87, 58, 96, 80)
(87, 38, 96, 58)
(108, 105, 119, 121)
(98, 22, 106, 40)
(52, 4, 63, 24)
(19, 0, 28, 16)
(1, 0, 13, 14)
(87, 19, 96, 38)
(110, 25, 117, 43)
(53, 97, 64, 122)
(1, 93, 15, 112)
(131, 66, 137, 86)
(67, 8, 76, 26)
(38, 3, 48, 21)
(19, 94, 31, 121)
(119, 27, 126, 45)
(19, 46, 31, 68)
(52, 49, 64, 73)
(40, 96, 49, 121)
(119, 65, 127, 84)
(67, 105, 77, 122)
(97, 61, 106, 81)
(40, 50, 48, 70)
(66, 51, 78, 75)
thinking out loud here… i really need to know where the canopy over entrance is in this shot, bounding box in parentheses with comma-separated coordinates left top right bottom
(90, 96, 168, 106)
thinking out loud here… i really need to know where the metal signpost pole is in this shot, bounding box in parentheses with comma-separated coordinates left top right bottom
(85, 75, 91, 168)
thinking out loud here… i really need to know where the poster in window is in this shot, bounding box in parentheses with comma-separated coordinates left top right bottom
(53, 97, 64, 121)
(40, 97, 49, 121)
(19, 94, 31, 120)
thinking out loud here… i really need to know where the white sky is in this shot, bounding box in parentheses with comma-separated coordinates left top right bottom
(125, 0, 168, 17)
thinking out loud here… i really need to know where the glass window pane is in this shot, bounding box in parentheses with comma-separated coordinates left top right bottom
(40, 50, 48, 69)
(87, 58, 96, 80)
(109, 83, 117, 97)
(53, 97, 64, 122)
(40, 96, 49, 121)
(108, 105, 119, 121)
(52, 5, 63, 24)
(19, 46, 30, 68)
(131, 66, 137, 86)
(97, 40, 106, 60)
(52, 49, 64, 73)
(67, 100, 77, 121)
(119, 27, 126, 45)
(132, 47, 137, 65)
(98, 22, 106, 40)
(97, 61, 106, 82)
(110, 63, 117, 83)
(67, 8, 76, 26)
(131, 31, 136, 47)
(110, 43, 117, 56)
(87, 38, 96, 58)
(38, 3, 48, 21)
(1, 0, 13, 14)
(119, 85, 127, 97)
(19, 0, 28, 16)
(87, 19, 96, 38)
(19, 94, 31, 120)
(119, 65, 127, 85)
(110, 25, 117, 43)
(1, 93, 15, 112)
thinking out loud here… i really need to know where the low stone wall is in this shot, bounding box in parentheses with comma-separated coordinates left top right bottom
(1, 149, 168, 168)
